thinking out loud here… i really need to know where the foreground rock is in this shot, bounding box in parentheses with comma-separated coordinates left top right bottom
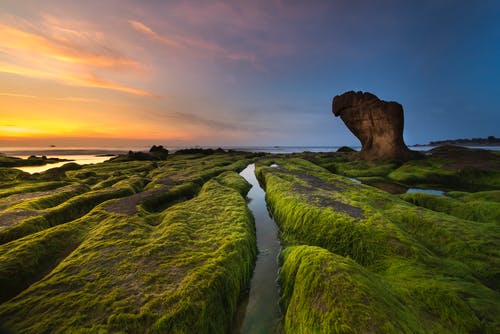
(256, 158, 500, 333)
(332, 91, 420, 160)
(0, 153, 255, 333)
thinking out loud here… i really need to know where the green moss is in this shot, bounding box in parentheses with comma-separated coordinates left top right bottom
(401, 192, 500, 224)
(388, 158, 500, 190)
(0, 181, 69, 199)
(447, 190, 500, 203)
(3, 148, 497, 333)
(0, 154, 256, 333)
(0, 215, 93, 303)
(388, 159, 458, 185)
(301, 148, 500, 193)
(91, 175, 127, 190)
(280, 246, 421, 333)
(66, 160, 157, 181)
(7, 184, 90, 211)
(140, 182, 201, 213)
(138, 153, 251, 213)
(0, 182, 139, 244)
(257, 157, 500, 333)
(0, 172, 256, 333)
(213, 171, 252, 196)
(331, 160, 400, 177)
(0, 167, 30, 181)
(256, 158, 414, 266)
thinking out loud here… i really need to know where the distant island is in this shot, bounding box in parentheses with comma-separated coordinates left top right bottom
(415, 136, 500, 147)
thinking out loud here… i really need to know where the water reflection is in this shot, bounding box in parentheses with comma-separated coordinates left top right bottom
(350, 178, 446, 196)
(13, 155, 113, 174)
(406, 188, 445, 196)
(235, 164, 282, 333)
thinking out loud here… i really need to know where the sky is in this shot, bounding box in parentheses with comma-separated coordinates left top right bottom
(0, 0, 499, 148)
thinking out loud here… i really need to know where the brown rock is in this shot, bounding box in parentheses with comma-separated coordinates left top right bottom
(332, 91, 420, 160)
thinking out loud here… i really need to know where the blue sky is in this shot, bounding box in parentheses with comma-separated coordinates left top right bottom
(1, 0, 499, 147)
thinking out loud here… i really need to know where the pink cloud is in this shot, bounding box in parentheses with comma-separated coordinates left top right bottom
(128, 19, 260, 67)
(0, 16, 154, 97)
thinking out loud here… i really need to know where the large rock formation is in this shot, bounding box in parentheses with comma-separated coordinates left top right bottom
(332, 91, 419, 160)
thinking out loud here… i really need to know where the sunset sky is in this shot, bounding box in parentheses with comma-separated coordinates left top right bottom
(1, 0, 499, 148)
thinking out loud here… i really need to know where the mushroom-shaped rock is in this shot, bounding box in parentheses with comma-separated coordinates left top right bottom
(332, 91, 420, 160)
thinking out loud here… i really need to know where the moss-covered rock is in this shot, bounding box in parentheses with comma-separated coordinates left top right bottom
(0, 156, 256, 333)
(401, 192, 500, 224)
(304, 146, 500, 193)
(256, 157, 500, 333)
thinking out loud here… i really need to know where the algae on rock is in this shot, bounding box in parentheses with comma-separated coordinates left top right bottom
(0, 153, 257, 333)
(256, 157, 500, 333)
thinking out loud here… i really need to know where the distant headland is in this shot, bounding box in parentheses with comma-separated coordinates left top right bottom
(414, 136, 500, 147)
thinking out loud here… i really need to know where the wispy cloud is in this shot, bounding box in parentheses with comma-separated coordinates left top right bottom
(0, 18, 153, 97)
(0, 92, 99, 102)
(128, 19, 258, 66)
(128, 20, 181, 48)
(0, 61, 153, 97)
(149, 109, 242, 132)
(0, 92, 38, 99)
(74, 74, 155, 97)
(0, 23, 139, 69)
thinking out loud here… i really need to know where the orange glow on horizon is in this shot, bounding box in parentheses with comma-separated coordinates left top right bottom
(0, 112, 196, 141)
(0, 124, 197, 141)
(0, 5, 263, 146)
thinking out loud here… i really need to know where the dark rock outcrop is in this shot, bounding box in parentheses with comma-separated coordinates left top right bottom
(332, 91, 420, 160)
(336, 146, 356, 153)
(110, 145, 168, 162)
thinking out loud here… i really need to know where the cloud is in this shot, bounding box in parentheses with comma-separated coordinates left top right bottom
(148, 110, 242, 132)
(0, 19, 153, 97)
(0, 92, 38, 99)
(75, 74, 155, 97)
(0, 62, 153, 97)
(0, 92, 99, 102)
(128, 19, 259, 66)
(0, 23, 139, 69)
(128, 20, 180, 48)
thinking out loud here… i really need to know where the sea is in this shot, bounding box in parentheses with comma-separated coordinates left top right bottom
(2, 145, 500, 174)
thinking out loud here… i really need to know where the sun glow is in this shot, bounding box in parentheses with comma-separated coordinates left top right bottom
(0, 125, 44, 136)
(0, 3, 271, 146)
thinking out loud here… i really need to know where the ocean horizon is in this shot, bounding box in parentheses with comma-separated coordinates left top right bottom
(1, 145, 360, 156)
(3, 144, 500, 157)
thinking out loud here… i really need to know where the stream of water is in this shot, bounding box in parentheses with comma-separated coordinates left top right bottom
(234, 164, 282, 333)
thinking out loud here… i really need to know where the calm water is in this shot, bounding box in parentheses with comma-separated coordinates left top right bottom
(349, 177, 447, 196)
(406, 188, 445, 196)
(12, 155, 114, 174)
(234, 164, 282, 333)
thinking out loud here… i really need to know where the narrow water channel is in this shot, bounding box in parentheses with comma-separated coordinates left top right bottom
(233, 164, 282, 333)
